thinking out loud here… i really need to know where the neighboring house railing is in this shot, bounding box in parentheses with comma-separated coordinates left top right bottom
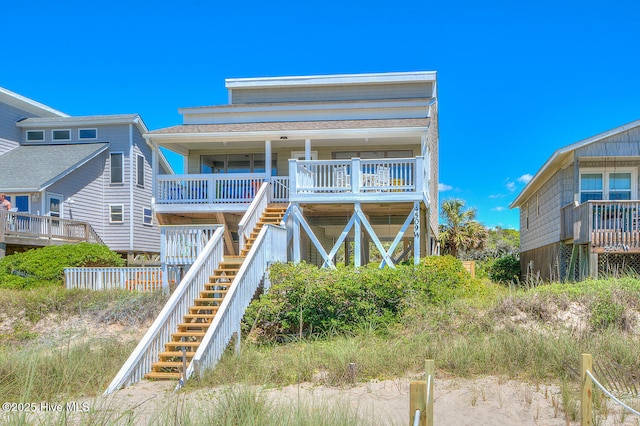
(64, 267, 178, 293)
(0, 211, 103, 245)
(564, 201, 640, 251)
(104, 226, 225, 395)
(288, 157, 425, 200)
(157, 173, 265, 205)
(237, 182, 270, 253)
(188, 223, 288, 381)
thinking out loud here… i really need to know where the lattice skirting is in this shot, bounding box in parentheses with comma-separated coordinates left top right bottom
(598, 252, 640, 276)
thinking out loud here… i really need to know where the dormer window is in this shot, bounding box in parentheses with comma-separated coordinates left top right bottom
(52, 129, 71, 141)
(26, 130, 44, 142)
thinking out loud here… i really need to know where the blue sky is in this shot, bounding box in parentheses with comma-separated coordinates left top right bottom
(2, 0, 639, 230)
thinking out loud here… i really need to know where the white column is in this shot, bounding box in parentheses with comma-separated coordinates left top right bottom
(413, 202, 421, 264)
(354, 204, 361, 267)
(265, 140, 272, 179)
(151, 141, 158, 208)
(305, 139, 311, 160)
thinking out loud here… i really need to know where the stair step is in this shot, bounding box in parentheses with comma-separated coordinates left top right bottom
(222, 256, 245, 264)
(178, 323, 210, 331)
(193, 297, 224, 304)
(200, 289, 228, 297)
(188, 306, 219, 314)
(165, 341, 201, 350)
(159, 351, 196, 359)
(203, 284, 229, 291)
(145, 371, 182, 380)
(183, 313, 217, 321)
(171, 331, 206, 339)
(151, 361, 187, 369)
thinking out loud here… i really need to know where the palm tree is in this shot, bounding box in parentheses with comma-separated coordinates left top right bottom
(438, 199, 487, 258)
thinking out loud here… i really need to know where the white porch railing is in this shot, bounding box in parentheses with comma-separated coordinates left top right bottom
(161, 225, 219, 265)
(237, 182, 270, 253)
(64, 267, 178, 293)
(0, 211, 103, 244)
(289, 157, 424, 196)
(271, 176, 290, 202)
(157, 173, 265, 205)
(188, 223, 288, 381)
(104, 226, 225, 395)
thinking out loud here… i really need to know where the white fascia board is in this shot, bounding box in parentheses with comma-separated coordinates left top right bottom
(144, 126, 427, 143)
(39, 144, 110, 191)
(179, 99, 432, 116)
(225, 71, 437, 89)
(0, 87, 69, 118)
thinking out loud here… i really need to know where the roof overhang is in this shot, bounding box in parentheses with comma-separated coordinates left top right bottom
(0, 87, 68, 118)
(225, 71, 437, 90)
(17, 114, 149, 135)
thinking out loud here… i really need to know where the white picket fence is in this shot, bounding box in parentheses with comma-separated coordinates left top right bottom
(64, 266, 179, 293)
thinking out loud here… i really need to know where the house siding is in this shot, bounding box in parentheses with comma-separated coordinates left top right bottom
(0, 102, 37, 153)
(131, 128, 161, 252)
(230, 82, 435, 105)
(519, 170, 562, 253)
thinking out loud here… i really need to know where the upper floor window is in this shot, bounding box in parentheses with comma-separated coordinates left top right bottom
(200, 153, 277, 174)
(143, 206, 153, 226)
(332, 150, 413, 159)
(26, 130, 44, 142)
(137, 154, 145, 187)
(52, 129, 71, 141)
(580, 168, 635, 203)
(79, 128, 97, 139)
(110, 152, 124, 184)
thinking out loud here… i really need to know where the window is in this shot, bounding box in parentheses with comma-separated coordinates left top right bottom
(200, 153, 277, 174)
(110, 153, 124, 184)
(26, 130, 44, 142)
(110, 205, 124, 223)
(5, 195, 29, 212)
(52, 129, 71, 141)
(143, 207, 153, 226)
(47, 194, 62, 217)
(579, 168, 635, 203)
(79, 128, 97, 139)
(137, 154, 145, 187)
(332, 150, 413, 159)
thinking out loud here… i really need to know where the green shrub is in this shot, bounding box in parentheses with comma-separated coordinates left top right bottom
(0, 243, 124, 289)
(487, 254, 520, 284)
(590, 296, 625, 331)
(244, 257, 479, 342)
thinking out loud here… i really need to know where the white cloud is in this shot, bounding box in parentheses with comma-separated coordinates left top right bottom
(438, 183, 453, 192)
(492, 206, 506, 212)
(517, 174, 533, 184)
(489, 193, 505, 199)
(506, 181, 516, 192)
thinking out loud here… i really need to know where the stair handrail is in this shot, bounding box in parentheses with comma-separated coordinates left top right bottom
(104, 226, 225, 395)
(237, 181, 270, 252)
(185, 223, 288, 383)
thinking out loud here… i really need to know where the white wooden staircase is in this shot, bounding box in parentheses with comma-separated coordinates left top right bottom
(143, 204, 288, 380)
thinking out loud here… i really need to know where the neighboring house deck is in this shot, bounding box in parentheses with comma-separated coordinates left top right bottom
(511, 119, 640, 280)
(0, 210, 102, 256)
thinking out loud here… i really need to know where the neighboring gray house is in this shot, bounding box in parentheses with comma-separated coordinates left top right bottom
(511, 119, 640, 280)
(0, 86, 171, 260)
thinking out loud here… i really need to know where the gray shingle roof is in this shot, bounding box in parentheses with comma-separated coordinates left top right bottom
(149, 118, 430, 135)
(0, 143, 108, 192)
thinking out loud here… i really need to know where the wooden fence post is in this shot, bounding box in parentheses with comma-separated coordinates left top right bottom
(410, 381, 426, 426)
(425, 359, 434, 426)
(581, 353, 592, 426)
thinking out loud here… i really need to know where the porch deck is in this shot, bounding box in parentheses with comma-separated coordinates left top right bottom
(154, 157, 429, 214)
(561, 201, 640, 253)
(0, 211, 103, 254)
